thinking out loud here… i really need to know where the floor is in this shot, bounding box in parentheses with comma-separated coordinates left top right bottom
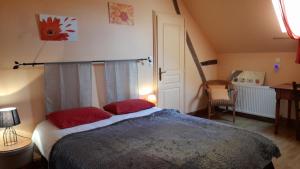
(213, 113, 300, 169)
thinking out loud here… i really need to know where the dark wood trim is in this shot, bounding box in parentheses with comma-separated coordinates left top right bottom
(186, 33, 207, 82)
(172, 0, 181, 15)
(188, 108, 275, 123)
(188, 108, 208, 117)
(201, 59, 218, 66)
(232, 111, 274, 123)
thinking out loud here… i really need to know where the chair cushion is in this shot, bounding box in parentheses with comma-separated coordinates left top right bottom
(209, 85, 226, 90)
(211, 88, 230, 101)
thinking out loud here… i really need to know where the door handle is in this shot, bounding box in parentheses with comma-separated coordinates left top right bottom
(159, 68, 167, 81)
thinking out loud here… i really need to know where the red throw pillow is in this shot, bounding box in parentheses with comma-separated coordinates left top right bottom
(103, 99, 155, 115)
(47, 107, 112, 129)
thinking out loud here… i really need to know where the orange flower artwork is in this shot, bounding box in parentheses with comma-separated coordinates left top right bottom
(108, 2, 134, 25)
(38, 14, 78, 41)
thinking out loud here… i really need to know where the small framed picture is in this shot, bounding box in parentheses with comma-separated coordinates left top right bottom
(108, 2, 134, 25)
(38, 14, 78, 41)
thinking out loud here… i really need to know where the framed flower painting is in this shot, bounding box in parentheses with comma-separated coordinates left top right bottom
(38, 14, 78, 41)
(108, 2, 134, 25)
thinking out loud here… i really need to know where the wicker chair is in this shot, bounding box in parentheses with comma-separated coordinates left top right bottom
(204, 80, 238, 123)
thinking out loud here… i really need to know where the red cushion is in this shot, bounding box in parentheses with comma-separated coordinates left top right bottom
(47, 107, 112, 129)
(103, 99, 155, 115)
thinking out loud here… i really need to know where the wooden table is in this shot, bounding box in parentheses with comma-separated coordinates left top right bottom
(272, 83, 300, 140)
(0, 137, 33, 169)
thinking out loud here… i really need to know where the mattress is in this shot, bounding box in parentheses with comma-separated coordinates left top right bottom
(32, 107, 162, 160)
(49, 109, 280, 169)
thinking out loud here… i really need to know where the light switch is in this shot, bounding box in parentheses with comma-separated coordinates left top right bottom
(274, 63, 280, 72)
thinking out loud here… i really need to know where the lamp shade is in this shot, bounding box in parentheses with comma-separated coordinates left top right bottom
(147, 94, 157, 104)
(0, 107, 21, 128)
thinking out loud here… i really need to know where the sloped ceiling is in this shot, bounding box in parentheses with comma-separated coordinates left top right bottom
(182, 0, 297, 53)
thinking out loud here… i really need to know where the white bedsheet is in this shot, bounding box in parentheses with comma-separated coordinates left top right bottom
(32, 107, 162, 160)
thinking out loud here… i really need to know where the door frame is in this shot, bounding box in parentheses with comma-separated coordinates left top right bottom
(153, 11, 185, 111)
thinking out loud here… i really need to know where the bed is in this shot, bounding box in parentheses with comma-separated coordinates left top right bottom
(32, 107, 280, 169)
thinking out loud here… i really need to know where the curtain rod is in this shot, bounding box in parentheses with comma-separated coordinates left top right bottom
(13, 57, 151, 69)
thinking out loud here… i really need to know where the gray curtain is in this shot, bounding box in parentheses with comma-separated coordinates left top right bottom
(105, 61, 138, 103)
(44, 63, 92, 113)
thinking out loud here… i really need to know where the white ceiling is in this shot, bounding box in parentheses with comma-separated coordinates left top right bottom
(182, 0, 297, 53)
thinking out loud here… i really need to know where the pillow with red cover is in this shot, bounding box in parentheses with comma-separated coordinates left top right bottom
(103, 99, 155, 115)
(47, 107, 112, 129)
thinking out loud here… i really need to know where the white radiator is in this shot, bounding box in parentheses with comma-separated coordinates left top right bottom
(234, 84, 276, 118)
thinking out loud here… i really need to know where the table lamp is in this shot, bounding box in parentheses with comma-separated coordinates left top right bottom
(0, 107, 21, 146)
(147, 94, 157, 105)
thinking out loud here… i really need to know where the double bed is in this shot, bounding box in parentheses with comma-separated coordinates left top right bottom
(32, 107, 280, 169)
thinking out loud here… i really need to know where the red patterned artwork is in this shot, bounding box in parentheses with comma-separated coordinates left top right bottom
(38, 14, 78, 41)
(108, 2, 134, 25)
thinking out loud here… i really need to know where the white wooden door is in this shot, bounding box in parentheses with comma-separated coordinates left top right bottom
(154, 13, 185, 112)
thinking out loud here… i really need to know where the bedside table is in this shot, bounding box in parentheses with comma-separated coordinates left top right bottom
(0, 137, 33, 169)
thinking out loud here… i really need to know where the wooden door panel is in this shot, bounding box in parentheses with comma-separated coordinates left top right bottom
(163, 24, 181, 70)
(155, 13, 185, 112)
(158, 88, 181, 110)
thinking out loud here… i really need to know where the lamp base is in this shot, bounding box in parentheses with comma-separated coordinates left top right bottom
(3, 127, 18, 146)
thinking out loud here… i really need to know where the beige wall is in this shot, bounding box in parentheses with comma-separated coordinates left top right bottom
(218, 52, 300, 119)
(0, 68, 44, 136)
(0, 0, 218, 135)
(218, 52, 300, 86)
(179, 1, 218, 112)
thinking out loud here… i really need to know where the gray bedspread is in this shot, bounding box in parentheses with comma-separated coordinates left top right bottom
(49, 109, 280, 169)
